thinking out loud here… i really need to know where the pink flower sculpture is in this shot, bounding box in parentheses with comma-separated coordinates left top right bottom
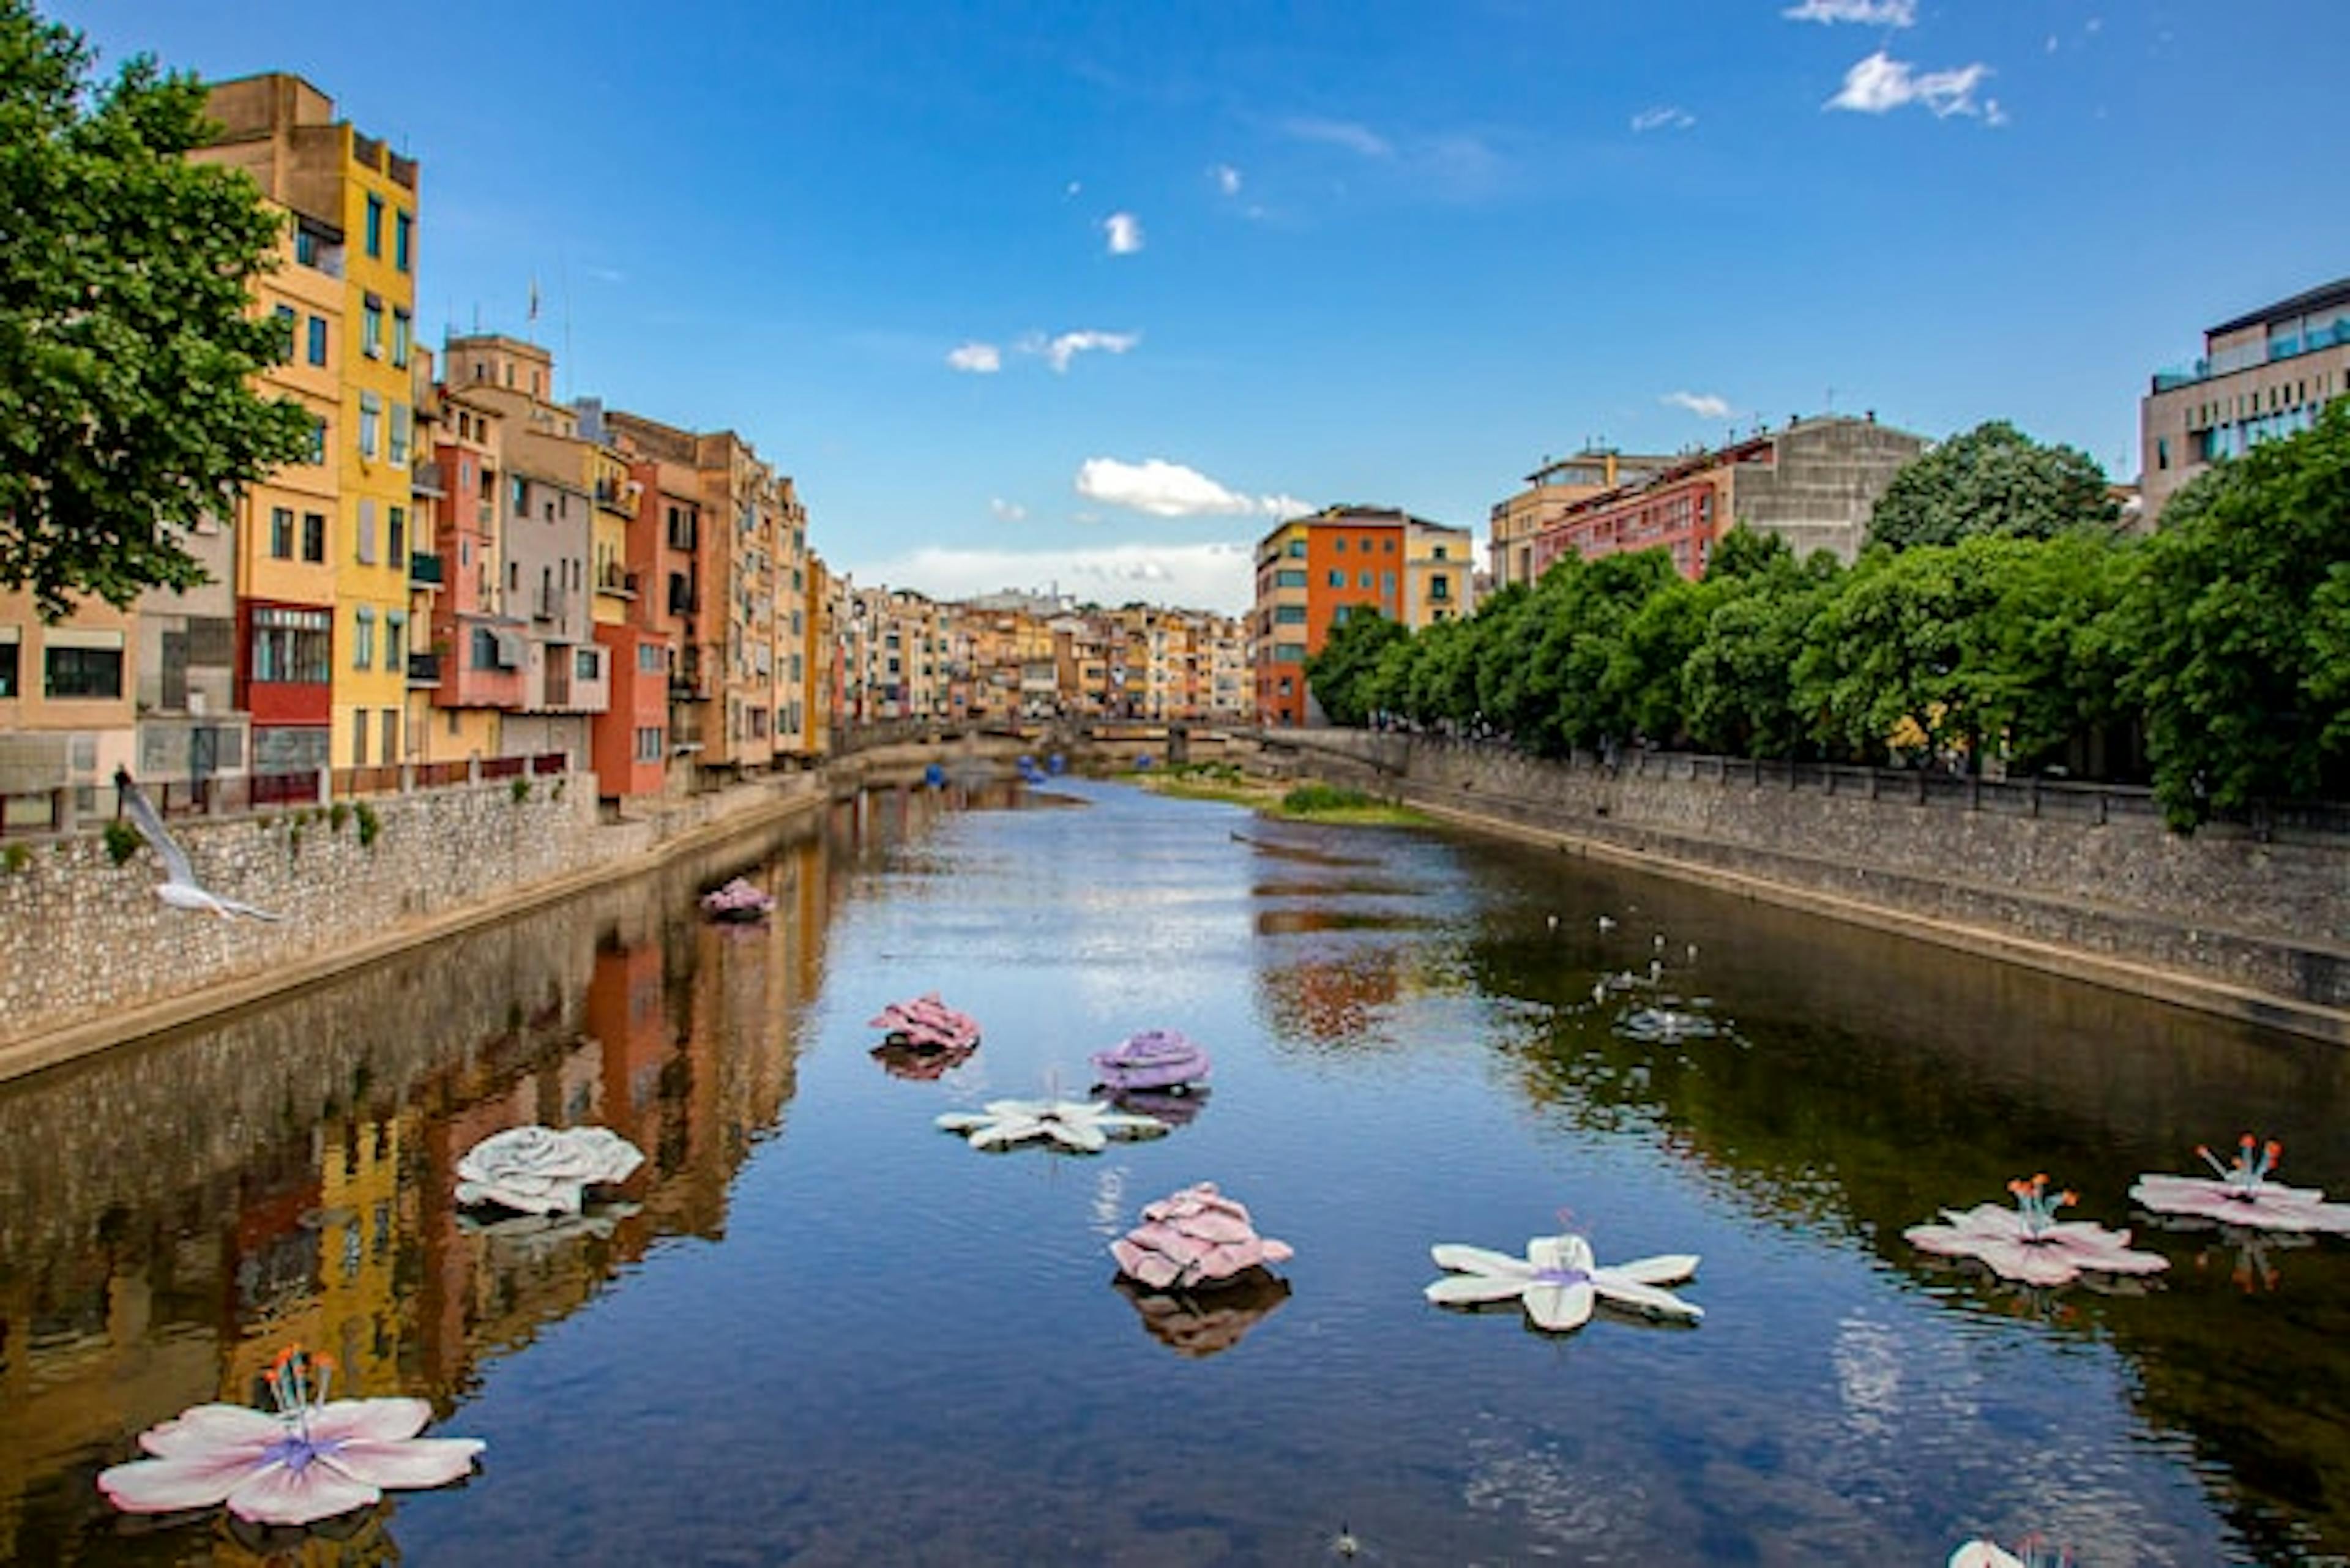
(699, 877, 775, 923)
(1110, 1182, 1294, 1291)
(98, 1347, 483, 1528)
(868, 993, 982, 1053)
(1089, 1029, 1212, 1094)
(2130, 1133, 2350, 1233)
(1906, 1174, 2170, 1288)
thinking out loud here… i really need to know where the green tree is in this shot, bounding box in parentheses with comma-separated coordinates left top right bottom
(1304, 608, 1407, 727)
(2120, 401, 2350, 827)
(1685, 543, 1842, 759)
(1867, 420, 2118, 553)
(0, 2, 313, 619)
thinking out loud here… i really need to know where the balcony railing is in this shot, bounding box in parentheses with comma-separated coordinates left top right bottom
(409, 551, 444, 586)
(595, 564, 638, 598)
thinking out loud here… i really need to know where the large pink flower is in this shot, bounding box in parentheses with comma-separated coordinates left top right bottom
(1906, 1174, 2169, 1288)
(99, 1350, 483, 1528)
(2130, 1134, 2350, 1234)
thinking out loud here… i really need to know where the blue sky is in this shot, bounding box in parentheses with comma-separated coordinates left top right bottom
(50, 1, 2350, 614)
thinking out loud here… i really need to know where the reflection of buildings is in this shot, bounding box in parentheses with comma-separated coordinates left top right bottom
(1255, 947, 1404, 1047)
(0, 815, 832, 1559)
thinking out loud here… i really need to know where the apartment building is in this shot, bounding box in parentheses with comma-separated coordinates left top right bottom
(2141, 277, 2350, 524)
(1531, 414, 1926, 581)
(1251, 506, 1475, 726)
(1487, 450, 1674, 591)
(417, 380, 518, 763)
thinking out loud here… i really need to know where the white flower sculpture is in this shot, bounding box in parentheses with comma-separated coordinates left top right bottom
(99, 1347, 483, 1527)
(1906, 1174, 2169, 1287)
(1423, 1233, 1703, 1332)
(2130, 1133, 2350, 1233)
(935, 1097, 1168, 1154)
(455, 1124, 644, 1215)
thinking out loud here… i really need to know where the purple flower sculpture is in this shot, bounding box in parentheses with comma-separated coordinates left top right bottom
(2130, 1133, 2350, 1233)
(1090, 1028, 1212, 1094)
(1906, 1174, 2169, 1287)
(98, 1346, 482, 1527)
(869, 993, 982, 1053)
(699, 877, 775, 923)
(1111, 1183, 1292, 1291)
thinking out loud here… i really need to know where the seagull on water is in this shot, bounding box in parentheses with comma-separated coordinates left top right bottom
(1596, 915, 1617, 933)
(113, 767, 286, 920)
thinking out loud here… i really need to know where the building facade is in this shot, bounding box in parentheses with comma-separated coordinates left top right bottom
(1251, 506, 1476, 726)
(1486, 450, 1674, 591)
(2141, 277, 2350, 525)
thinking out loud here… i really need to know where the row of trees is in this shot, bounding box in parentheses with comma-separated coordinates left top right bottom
(1310, 408, 2350, 829)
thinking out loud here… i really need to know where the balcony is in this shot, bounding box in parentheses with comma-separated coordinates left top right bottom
(669, 646, 712, 702)
(411, 460, 445, 499)
(595, 562, 638, 599)
(406, 651, 441, 685)
(409, 551, 444, 586)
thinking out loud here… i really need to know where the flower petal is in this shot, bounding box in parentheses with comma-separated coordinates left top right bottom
(1425, 1274, 1533, 1307)
(138, 1404, 286, 1458)
(1594, 1277, 1703, 1321)
(325, 1436, 485, 1492)
(969, 1116, 1040, 1149)
(1430, 1244, 1534, 1280)
(1523, 1280, 1596, 1332)
(99, 1454, 250, 1515)
(223, 1460, 381, 1526)
(1045, 1118, 1108, 1153)
(307, 1398, 433, 1446)
(1605, 1253, 1699, 1287)
(1528, 1234, 1594, 1274)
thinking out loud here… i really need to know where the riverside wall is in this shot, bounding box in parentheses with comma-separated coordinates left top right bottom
(1273, 731, 2350, 1042)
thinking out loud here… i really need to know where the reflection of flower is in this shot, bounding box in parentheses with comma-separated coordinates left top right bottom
(1424, 1233, 1702, 1332)
(1111, 1182, 1292, 1289)
(936, 1097, 1166, 1152)
(455, 1125, 644, 1215)
(99, 1348, 483, 1527)
(871, 1040, 976, 1081)
(1613, 1006, 1718, 1044)
(2130, 1134, 2350, 1233)
(1114, 1273, 1291, 1357)
(1906, 1175, 2168, 1287)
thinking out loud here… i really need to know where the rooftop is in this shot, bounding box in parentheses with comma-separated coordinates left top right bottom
(2209, 275, 2350, 337)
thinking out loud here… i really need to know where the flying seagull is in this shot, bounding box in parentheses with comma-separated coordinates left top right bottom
(113, 767, 286, 921)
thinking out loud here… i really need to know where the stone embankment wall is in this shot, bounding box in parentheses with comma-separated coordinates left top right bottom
(1277, 731, 2350, 1037)
(0, 769, 827, 1066)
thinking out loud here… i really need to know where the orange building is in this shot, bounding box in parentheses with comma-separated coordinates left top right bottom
(1250, 506, 1472, 726)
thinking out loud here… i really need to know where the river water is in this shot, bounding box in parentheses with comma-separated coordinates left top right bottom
(2, 778, 2347, 1566)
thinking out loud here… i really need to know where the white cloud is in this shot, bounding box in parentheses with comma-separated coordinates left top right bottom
(1103, 212, 1145, 254)
(1281, 116, 1393, 159)
(1023, 329, 1140, 373)
(1630, 105, 1696, 133)
(1074, 457, 1300, 519)
(1784, 0, 1916, 24)
(1662, 390, 1733, 420)
(946, 341, 1002, 373)
(848, 542, 1256, 616)
(1211, 163, 1243, 196)
(990, 498, 1027, 522)
(1826, 51, 1993, 118)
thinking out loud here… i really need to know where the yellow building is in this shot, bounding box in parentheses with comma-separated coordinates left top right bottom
(198, 74, 421, 769)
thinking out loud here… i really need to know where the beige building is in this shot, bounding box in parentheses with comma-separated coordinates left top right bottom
(1487, 450, 1673, 591)
(2141, 277, 2350, 524)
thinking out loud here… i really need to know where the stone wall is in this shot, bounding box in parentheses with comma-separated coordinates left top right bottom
(1278, 731, 2350, 1025)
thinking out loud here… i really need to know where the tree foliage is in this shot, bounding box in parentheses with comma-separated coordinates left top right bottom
(1867, 420, 2118, 553)
(1304, 608, 1407, 727)
(0, 1, 313, 619)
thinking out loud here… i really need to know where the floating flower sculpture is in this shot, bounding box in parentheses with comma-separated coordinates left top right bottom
(869, 993, 982, 1053)
(1111, 1182, 1294, 1291)
(699, 876, 775, 923)
(1906, 1174, 2169, 1287)
(1423, 1233, 1702, 1332)
(2130, 1134, 2350, 1233)
(1949, 1534, 2074, 1567)
(98, 1347, 483, 1527)
(936, 1096, 1166, 1153)
(1090, 1028, 1212, 1094)
(455, 1125, 644, 1215)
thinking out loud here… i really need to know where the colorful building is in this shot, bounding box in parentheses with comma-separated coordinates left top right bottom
(1250, 506, 1474, 726)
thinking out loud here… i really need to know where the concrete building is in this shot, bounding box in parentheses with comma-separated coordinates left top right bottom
(1487, 450, 1674, 591)
(196, 73, 423, 771)
(1532, 414, 1926, 580)
(1251, 506, 1475, 726)
(2140, 277, 2350, 524)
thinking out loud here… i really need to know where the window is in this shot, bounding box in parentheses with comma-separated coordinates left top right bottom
(394, 211, 412, 272)
(1359, 570, 1373, 589)
(1327, 569, 1346, 588)
(271, 305, 297, 359)
(1274, 569, 1307, 589)
(296, 226, 319, 267)
(0, 633, 17, 698)
(387, 504, 406, 565)
(2156, 437, 2170, 471)
(389, 402, 410, 465)
(1274, 603, 1306, 624)
(352, 709, 368, 766)
(44, 638, 124, 699)
(365, 195, 384, 258)
(635, 726, 663, 763)
(307, 417, 327, 465)
(359, 391, 381, 459)
(1334, 537, 1346, 553)
(638, 642, 666, 672)
(353, 608, 375, 669)
(362, 296, 384, 359)
(253, 607, 332, 684)
(472, 627, 498, 670)
(575, 648, 599, 681)
(302, 512, 327, 562)
(307, 315, 329, 367)
(391, 308, 411, 368)
(386, 612, 406, 673)
(356, 499, 377, 564)
(380, 709, 398, 763)
(1432, 544, 1448, 561)
(270, 506, 295, 560)
(1381, 571, 1395, 594)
